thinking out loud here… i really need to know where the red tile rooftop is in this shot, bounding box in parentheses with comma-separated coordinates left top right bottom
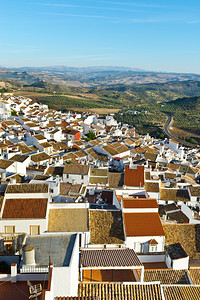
(123, 213, 165, 237)
(143, 262, 168, 269)
(124, 165, 144, 187)
(123, 198, 158, 209)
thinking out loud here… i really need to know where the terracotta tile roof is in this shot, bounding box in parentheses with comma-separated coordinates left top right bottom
(63, 164, 89, 175)
(163, 286, 200, 300)
(85, 148, 99, 160)
(45, 166, 64, 176)
(189, 268, 200, 284)
(90, 168, 108, 177)
(80, 249, 142, 267)
(144, 152, 158, 162)
(6, 183, 49, 194)
(89, 139, 101, 146)
(0, 159, 14, 169)
(189, 185, 200, 197)
(59, 182, 82, 195)
(164, 224, 200, 259)
(165, 172, 177, 179)
(182, 174, 196, 185)
(3, 120, 17, 126)
(124, 165, 144, 187)
(149, 239, 158, 245)
(0, 142, 8, 149)
(39, 142, 52, 148)
(145, 171, 151, 180)
(73, 140, 85, 146)
(110, 142, 129, 154)
(63, 128, 79, 135)
(144, 269, 190, 284)
(134, 147, 146, 154)
(48, 208, 89, 232)
(51, 142, 70, 151)
(167, 211, 189, 223)
(18, 142, 35, 154)
(5, 140, 14, 146)
(9, 154, 28, 163)
(123, 198, 158, 209)
(34, 174, 50, 180)
(7, 174, 25, 183)
(63, 152, 78, 162)
(167, 163, 180, 170)
(102, 144, 119, 156)
(108, 172, 124, 188)
(160, 188, 190, 202)
(90, 210, 124, 244)
(159, 203, 178, 216)
(123, 213, 165, 237)
(25, 122, 39, 127)
(31, 152, 51, 162)
(145, 181, 160, 193)
(34, 133, 46, 140)
(90, 177, 108, 184)
(2, 198, 48, 219)
(73, 150, 86, 158)
(78, 283, 163, 300)
(124, 138, 135, 145)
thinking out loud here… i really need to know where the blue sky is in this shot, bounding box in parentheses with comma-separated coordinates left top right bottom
(1, 0, 200, 73)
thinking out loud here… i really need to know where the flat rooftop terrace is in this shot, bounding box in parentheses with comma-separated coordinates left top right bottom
(25, 234, 76, 267)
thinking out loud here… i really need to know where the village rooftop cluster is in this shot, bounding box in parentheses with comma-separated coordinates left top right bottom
(0, 95, 200, 300)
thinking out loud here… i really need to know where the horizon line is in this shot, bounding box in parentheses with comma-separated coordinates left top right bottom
(0, 64, 200, 76)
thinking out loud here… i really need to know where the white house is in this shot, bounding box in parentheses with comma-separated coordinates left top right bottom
(63, 164, 90, 185)
(0, 183, 51, 235)
(121, 196, 165, 253)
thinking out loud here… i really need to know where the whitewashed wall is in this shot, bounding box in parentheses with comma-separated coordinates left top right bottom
(126, 236, 165, 253)
(0, 218, 48, 234)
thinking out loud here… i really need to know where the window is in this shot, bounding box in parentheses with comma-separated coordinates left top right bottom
(30, 225, 40, 235)
(5, 226, 15, 234)
(81, 175, 84, 180)
(149, 245, 157, 252)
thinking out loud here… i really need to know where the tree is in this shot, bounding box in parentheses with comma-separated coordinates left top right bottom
(86, 131, 96, 140)
(11, 110, 18, 116)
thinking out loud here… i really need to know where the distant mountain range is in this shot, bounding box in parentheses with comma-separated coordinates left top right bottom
(0, 66, 200, 87)
(1, 66, 147, 73)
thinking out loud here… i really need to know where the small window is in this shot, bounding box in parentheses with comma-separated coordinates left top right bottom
(149, 245, 157, 252)
(81, 175, 84, 180)
(5, 226, 15, 234)
(30, 225, 40, 235)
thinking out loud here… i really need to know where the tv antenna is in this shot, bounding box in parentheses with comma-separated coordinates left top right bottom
(27, 281, 42, 299)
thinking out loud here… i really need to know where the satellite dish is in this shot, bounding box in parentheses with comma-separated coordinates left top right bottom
(27, 281, 42, 299)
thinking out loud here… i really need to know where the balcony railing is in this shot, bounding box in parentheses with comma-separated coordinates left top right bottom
(20, 265, 49, 273)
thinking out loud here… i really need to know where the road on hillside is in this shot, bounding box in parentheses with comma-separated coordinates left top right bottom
(163, 112, 194, 148)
